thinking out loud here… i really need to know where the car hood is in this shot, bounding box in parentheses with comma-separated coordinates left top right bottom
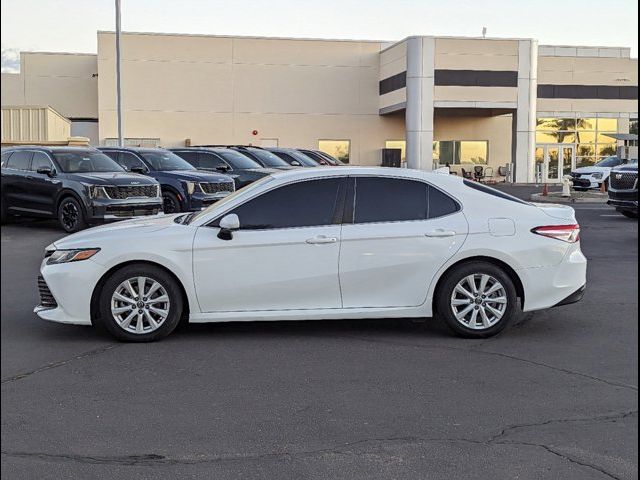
(65, 172, 158, 186)
(160, 170, 233, 182)
(572, 166, 610, 175)
(52, 214, 183, 250)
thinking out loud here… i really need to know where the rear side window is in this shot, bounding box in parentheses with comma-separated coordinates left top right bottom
(353, 177, 460, 223)
(199, 153, 226, 170)
(223, 178, 343, 230)
(30, 152, 54, 171)
(6, 151, 33, 170)
(1, 151, 12, 166)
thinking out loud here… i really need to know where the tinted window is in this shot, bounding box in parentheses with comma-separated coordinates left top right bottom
(53, 151, 125, 173)
(140, 151, 195, 171)
(117, 152, 147, 171)
(173, 151, 199, 166)
(354, 177, 428, 223)
(428, 186, 461, 218)
(101, 150, 119, 160)
(463, 180, 529, 206)
(595, 156, 622, 168)
(30, 152, 54, 172)
(1, 151, 13, 166)
(244, 148, 290, 168)
(225, 178, 342, 230)
(6, 151, 33, 170)
(215, 150, 261, 169)
(199, 153, 226, 170)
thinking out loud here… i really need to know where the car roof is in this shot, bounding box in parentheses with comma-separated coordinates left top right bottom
(2, 145, 100, 153)
(260, 166, 466, 184)
(98, 146, 167, 153)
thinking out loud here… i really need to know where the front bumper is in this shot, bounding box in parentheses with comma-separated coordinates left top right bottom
(88, 197, 164, 222)
(608, 190, 638, 211)
(187, 191, 232, 211)
(571, 176, 600, 189)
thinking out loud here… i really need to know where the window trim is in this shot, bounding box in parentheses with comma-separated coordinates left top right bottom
(344, 175, 462, 226)
(206, 177, 348, 231)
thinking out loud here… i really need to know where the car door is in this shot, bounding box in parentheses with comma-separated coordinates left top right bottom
(27, 151, 60, 215)
(339, 176, 468, 308)
(2, 150, 34, 213)
(192, 177, 346, 312)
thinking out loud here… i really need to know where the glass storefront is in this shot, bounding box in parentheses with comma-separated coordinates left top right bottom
(536, 117, 618, 168)
(433, 140, 488, 165)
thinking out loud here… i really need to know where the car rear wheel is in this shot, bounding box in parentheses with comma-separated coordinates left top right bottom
(162, 191, 182, 214)
(621, 210, 638, 219)
(97, 264, 183, 342)
(435, 261, 518, 338)
(58, 197, 87, 233)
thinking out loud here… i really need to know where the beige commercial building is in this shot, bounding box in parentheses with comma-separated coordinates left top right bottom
(1, 31, 637, 183)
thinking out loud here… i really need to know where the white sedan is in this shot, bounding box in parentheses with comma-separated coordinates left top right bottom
(571, 156, 625, 190)
(35, 167, 587, 341)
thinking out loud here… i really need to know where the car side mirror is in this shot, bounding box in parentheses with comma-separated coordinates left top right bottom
(217, 213, 240, 240)
(130, 166, 147, 174)
(37, 166, 55, 177)
(215, 165, 230, 172)
(291, 161, 301, 167)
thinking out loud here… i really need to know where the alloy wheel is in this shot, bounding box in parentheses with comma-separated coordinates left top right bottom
(163, 194, 179, 214)
(110, 276, 171, 334)
(450, 274, 507, 330)
(61, 202, 79, 230)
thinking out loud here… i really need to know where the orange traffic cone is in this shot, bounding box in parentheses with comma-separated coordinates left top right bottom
(600, 181, 607, 193)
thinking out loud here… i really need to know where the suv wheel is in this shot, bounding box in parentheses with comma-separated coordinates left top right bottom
(436, 262, 518, 338)
(97, 264, 183, 342)
(162, 191, 182, 214)
(58, 197, 87, 233)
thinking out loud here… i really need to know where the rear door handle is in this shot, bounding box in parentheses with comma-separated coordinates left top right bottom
(425, 229, 457, 238)
(306, 235, 338, 244)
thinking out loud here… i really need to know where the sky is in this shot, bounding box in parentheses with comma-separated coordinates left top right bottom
(1, 0, 638, 72)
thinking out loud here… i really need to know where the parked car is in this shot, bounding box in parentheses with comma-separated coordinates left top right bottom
(170, 147, 278, 188)
(35, 167, 586, 342)
(265, 147, 320, 167)
(298, 149, 345, 166)
(99, 147, 235, 213)
(1, 146, 162, 232)
(570, 156, 625, 190)
(607, 160, 638, 219)
(211, 146, 296, 170)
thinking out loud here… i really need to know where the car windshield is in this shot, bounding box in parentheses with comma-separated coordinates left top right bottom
(186, 175, 275, 225)
(53, 151, 126, 173)
(140, 151, 196, 171)
(246, 148, 290, 167)
(595, 156, 621, 167)
(282, 149, 318, 166)
(215, 150, 262, 169)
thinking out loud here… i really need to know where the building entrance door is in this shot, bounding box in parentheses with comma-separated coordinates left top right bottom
(535, 145, 575, 183)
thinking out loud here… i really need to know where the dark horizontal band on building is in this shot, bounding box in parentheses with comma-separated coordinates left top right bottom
(379, 71, 407, 95)
(434, 70, 518, 87)
(537, 84, 638, 100)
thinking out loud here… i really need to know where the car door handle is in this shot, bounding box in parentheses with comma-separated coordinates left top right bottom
(306, 235, 338, 244)
(425, 229, 457, 238)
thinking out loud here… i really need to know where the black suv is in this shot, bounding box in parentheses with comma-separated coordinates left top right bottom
(210, 146, 296, 170)
(1, 146, 162, 232)
(265, 147, 320, 167)
(608, 161, 638, 219)
(298, 149, 344, 166)
(170, 147, 278, 188)
(99, 147, 235, 213)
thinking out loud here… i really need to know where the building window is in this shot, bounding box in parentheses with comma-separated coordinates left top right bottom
(433, 141, 488, 165)
(318, 140, 350, 164)
(385, 140, 406, 161)
(630, 118, 638, 136)
(103, 138, 161, 148)
(536, 117, 618, 168)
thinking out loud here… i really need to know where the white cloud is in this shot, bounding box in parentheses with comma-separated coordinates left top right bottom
(1, 47, 21, 73)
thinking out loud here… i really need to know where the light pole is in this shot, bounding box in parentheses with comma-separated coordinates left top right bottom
(115, 0, 123, 147)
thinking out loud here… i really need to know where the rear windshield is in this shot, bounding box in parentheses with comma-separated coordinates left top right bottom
(281, 149, 318, 167)
(53, 151, 126, 173)
(215, 150, 262, 169)
(463, 180, 531, 205)
(245, 148, 290, 167)
(140, 151, 196, 171)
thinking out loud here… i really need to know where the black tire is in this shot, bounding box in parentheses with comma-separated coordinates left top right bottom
(435, 261, 518, 338)
(58, 197, 87, 233)
(162, 191, 182, 214)
(621, 210, 638, 219)
(96, 264, 184, 342)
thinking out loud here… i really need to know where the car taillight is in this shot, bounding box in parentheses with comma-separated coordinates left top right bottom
(531, 224, 580, 243)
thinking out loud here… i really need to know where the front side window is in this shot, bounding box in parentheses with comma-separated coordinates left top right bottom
(319, 140, 350, 164)
(353, 177, 460, 224)
(140, 151, 195, 171)
(245, 148, 290, 168)
(172, 151, 199, 167)
(30, 152, 54, 172)
(117, 152, 147, 171)
(223, 178, 343, 230)
(5, 151, 33, 170)
(53, 151, 125, 173)
(198, 153, 227, 170)
(216, 150, 261, 169)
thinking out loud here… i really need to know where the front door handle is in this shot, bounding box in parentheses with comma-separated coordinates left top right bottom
(306, 235, 338, 244)
(425, 229, 456, 238)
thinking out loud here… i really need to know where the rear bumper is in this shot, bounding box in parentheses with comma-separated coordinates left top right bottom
(553, 284, 586, 307)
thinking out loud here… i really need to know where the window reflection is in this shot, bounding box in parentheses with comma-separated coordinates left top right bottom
(318, 140, 350, 164)
(433, 141, 488, 165)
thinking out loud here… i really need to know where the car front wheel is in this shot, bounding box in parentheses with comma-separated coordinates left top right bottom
(58, 197, 87, 233)
(435, 261, 518, 338)
(97, 264, 183, 342)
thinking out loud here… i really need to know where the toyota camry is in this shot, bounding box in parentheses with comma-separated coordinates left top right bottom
(35, 167, 587, 342)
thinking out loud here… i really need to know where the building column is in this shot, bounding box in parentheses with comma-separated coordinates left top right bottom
(406, 37, 435, 171)
(514, 39, 538, 183)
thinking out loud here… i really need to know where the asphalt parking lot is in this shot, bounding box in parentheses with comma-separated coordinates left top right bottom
(1, 197, 638, 479)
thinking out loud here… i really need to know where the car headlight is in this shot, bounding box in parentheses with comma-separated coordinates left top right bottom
(47, 248, 101, 265)
(591, 172, 603, 179)
(185, 181, 197, 195)
(87, 185, 110, 199)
